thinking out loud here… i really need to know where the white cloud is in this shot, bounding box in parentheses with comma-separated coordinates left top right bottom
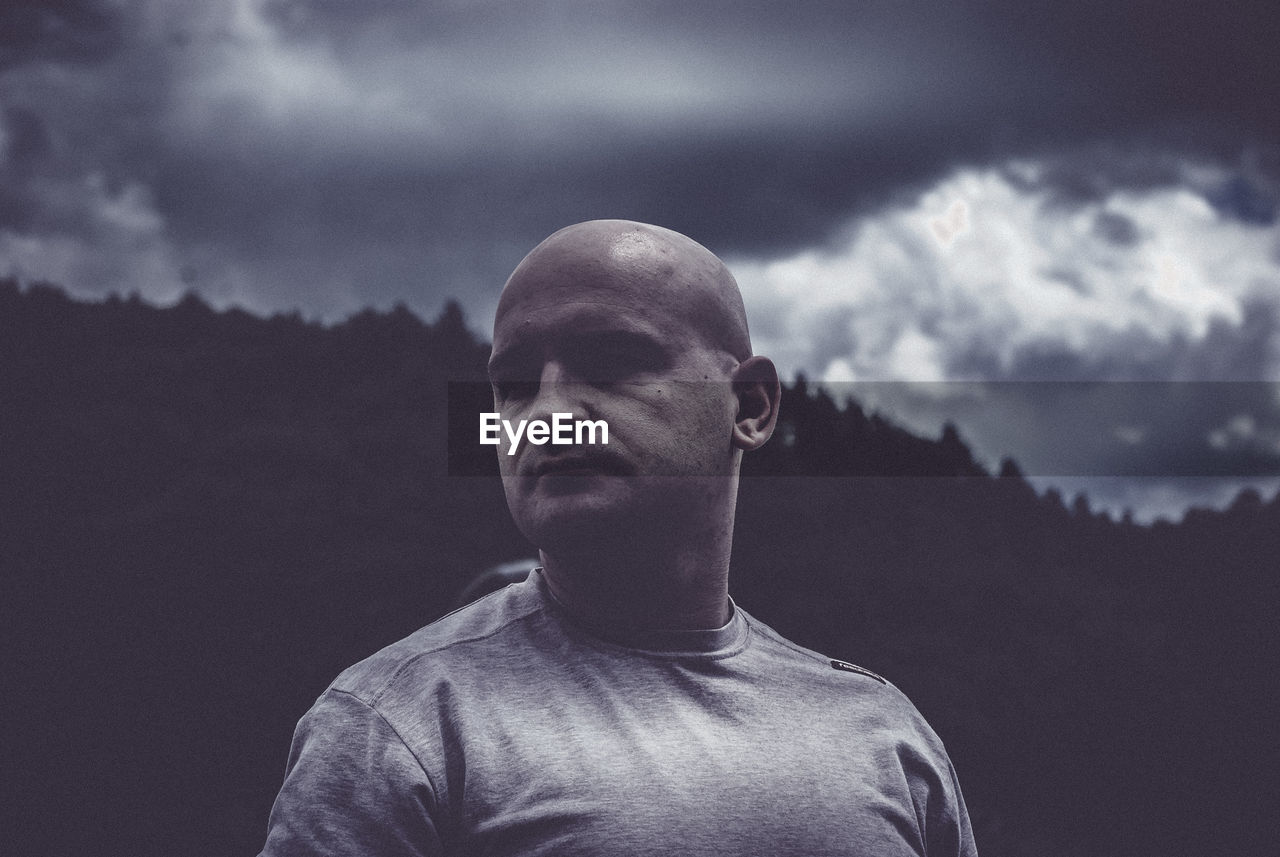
(727, 157, 1280, 519)
(1207, 413, 1280, 455)
(730, 160, 1280, 383)
(0, 172, 186, 304)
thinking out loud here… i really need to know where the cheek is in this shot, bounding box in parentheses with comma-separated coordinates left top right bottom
(679, 382, 737, 434)
(582, 384, 735, 473)
(647, 390, 737, 471)
(497, 451, 517, 477)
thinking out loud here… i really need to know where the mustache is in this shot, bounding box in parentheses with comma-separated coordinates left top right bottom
(520, 450, 637, 478)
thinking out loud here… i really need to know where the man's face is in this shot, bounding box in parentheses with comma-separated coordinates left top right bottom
(488, 233, 741, 550)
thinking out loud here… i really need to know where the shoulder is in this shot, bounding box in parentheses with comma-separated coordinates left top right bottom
(738, 604, 934, 724)
(739, 607, 964, 781)
(740, 604, 890, 686)
(329, 578, 544, 706)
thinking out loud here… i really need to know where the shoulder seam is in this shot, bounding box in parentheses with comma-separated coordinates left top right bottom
(742, 612, 827, 664)
(328, 687, 443, 807)
(365, 601, 545, 705)
(743, 613, 892, 686)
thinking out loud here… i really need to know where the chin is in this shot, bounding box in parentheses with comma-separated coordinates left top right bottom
(506, 479, 643, 551)
(505, 474, 732, 551)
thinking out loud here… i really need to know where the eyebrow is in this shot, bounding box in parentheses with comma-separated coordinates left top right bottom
(487, 344, 534, 381)
(488, 328, 667, 380)
(565, 328, 663, 354)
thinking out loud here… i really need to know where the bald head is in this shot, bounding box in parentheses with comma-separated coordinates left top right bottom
(488, 219, 782, 568)
(497, 220, 753, 362)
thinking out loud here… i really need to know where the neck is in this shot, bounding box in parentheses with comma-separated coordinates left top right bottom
(539, 509, 736, 631)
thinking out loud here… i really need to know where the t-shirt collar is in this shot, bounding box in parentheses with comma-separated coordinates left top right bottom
(527, 568, 749, 657)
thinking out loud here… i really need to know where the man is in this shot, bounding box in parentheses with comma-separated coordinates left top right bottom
(260, 220, 978, 856)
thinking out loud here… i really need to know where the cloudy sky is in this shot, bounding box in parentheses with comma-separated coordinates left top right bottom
(4, 0, 1279, 519)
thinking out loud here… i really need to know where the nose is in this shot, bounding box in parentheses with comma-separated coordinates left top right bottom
(528, 360, 583, 422)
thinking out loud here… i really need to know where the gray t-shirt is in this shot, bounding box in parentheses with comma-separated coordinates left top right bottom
(260, 570, 978, 856)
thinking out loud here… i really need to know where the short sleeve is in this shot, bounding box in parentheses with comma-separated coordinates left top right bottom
(932, 757, 979, 857)
(912, 746, 978, 857)
(259, 688, 444, 857)
(894, 720, 979, 857)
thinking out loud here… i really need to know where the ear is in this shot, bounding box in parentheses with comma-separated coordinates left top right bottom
(731, 356, 781, 451)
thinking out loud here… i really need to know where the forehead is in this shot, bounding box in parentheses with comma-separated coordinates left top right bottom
(491, 241, 699, 351)
(491, 300, 675, 369)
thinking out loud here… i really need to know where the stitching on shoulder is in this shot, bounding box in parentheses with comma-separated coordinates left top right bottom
(745, 613, 892, 686)
(369, 602, 545, 704)
(424, 580, 523, 626)
(330, 687, 443, 808)
(743, 613, 828, 664)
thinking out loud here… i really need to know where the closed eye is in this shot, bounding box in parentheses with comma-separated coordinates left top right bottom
(565, 333, 668, 383)
(491, 377, 538, 402)
(488, 344, 538, 402)
(488, 331, 669, 399)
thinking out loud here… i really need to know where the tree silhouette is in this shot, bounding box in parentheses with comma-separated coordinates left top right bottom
(2, 278, 1276, 857)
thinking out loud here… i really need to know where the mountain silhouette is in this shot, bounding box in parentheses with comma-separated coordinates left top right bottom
(3, 279, 1276, 857)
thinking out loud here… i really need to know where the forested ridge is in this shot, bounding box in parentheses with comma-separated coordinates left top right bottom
(3, 279, 1277, 857)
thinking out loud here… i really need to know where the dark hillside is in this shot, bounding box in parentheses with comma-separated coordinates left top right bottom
(2, 280, 1276, 857)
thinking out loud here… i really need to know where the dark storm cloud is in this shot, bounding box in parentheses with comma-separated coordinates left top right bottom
(3, 0, 1278, 520)
(1, 0, 1277, 320)
(5, 0, 1274, 315)
(975, 0, 1280, 140)
(176, 0, 1023, 266)
(238, 0, 1280, 251)
(839, 381, 1280, 480)
(1007, 139, 1280, 226)
(257, 0, 1280, 144)
(0, 1, 123, 68)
